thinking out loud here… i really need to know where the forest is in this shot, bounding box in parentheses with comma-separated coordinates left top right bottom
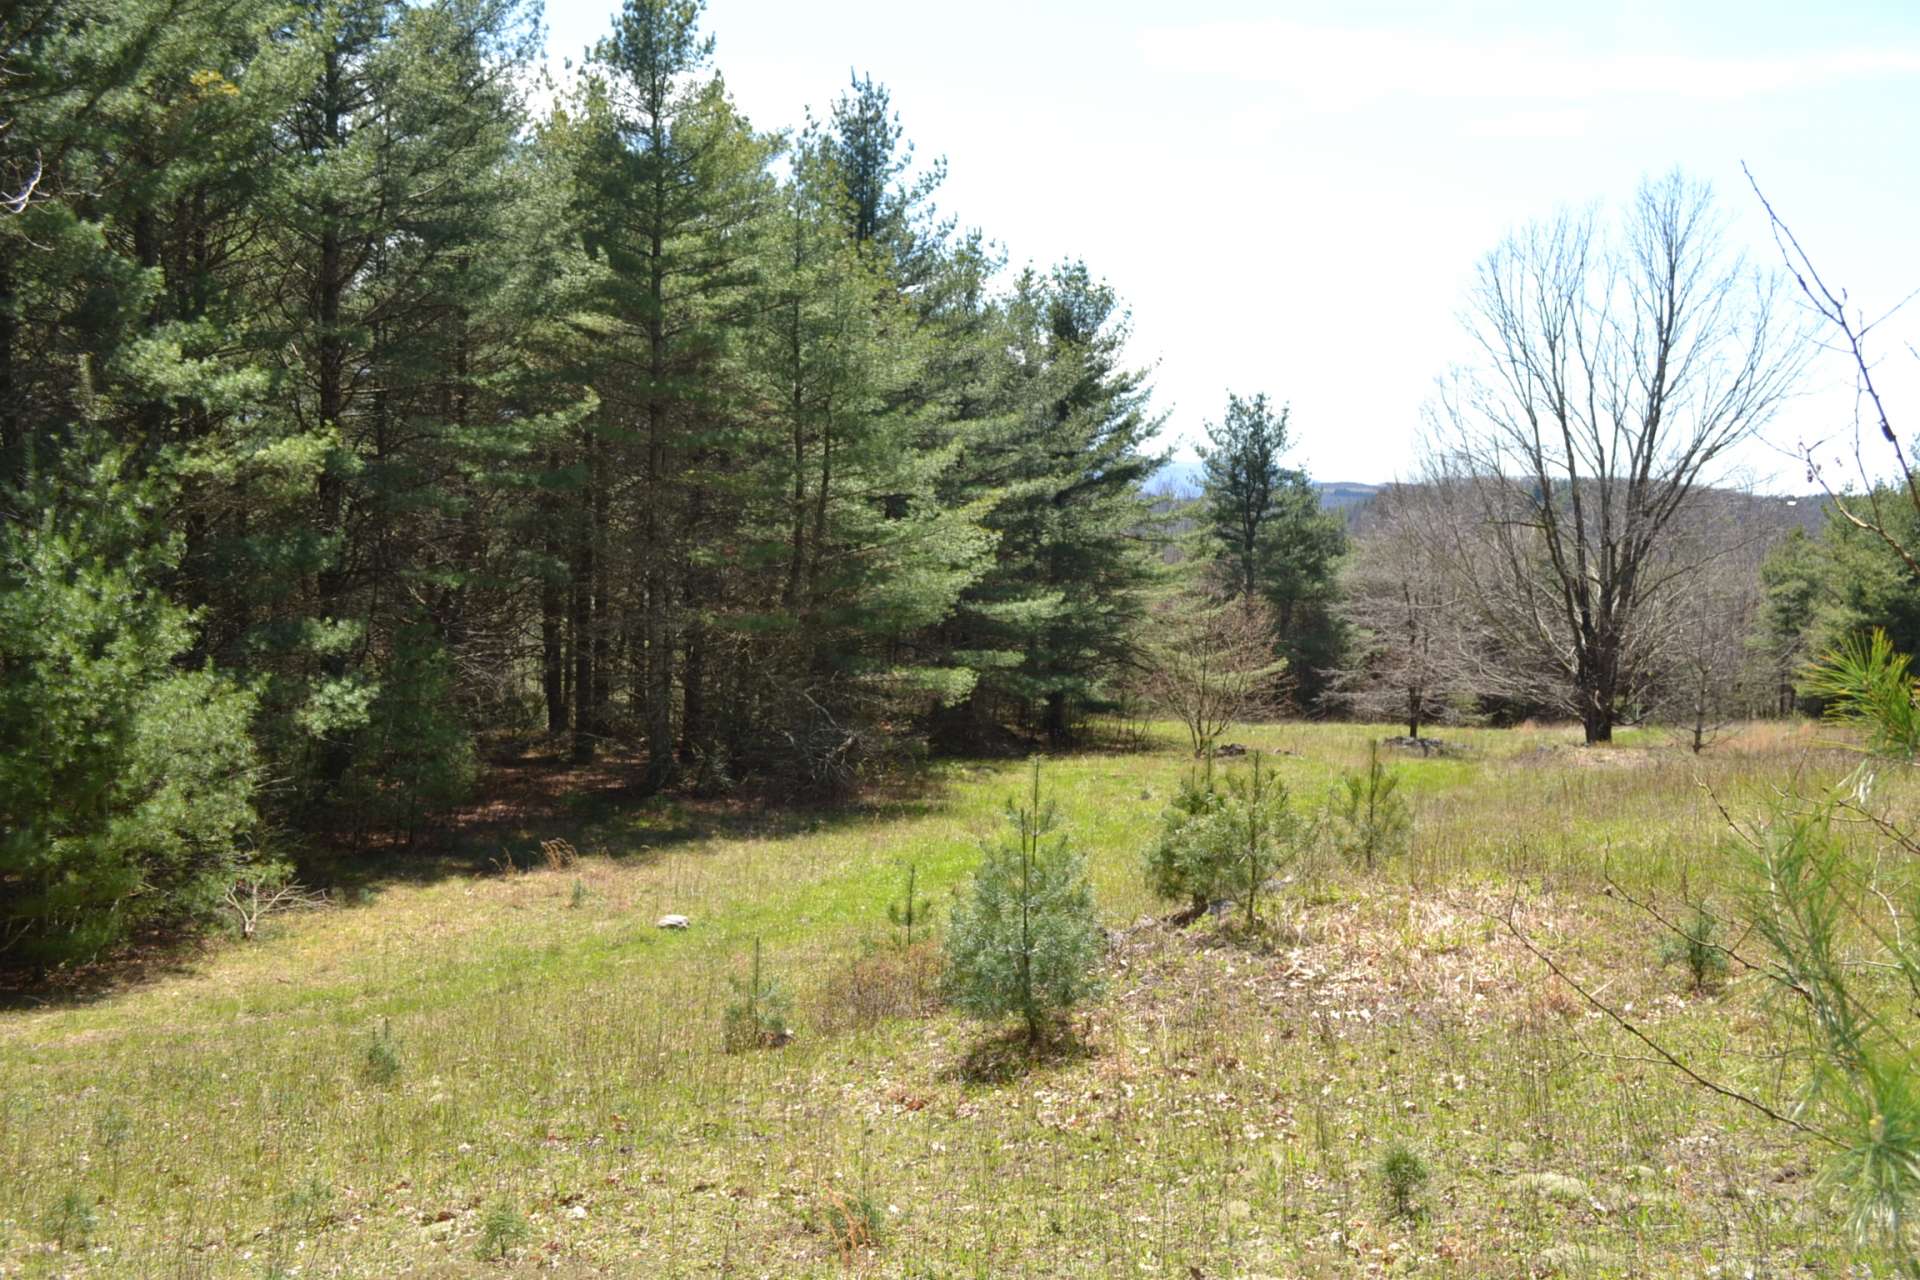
(9, 0, 1920, 1275)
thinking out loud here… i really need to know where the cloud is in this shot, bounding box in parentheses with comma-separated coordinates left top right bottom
(1136, 22, 1920, 111)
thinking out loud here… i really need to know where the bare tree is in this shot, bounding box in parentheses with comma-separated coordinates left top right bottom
(1650, 492, 1774, 751)
(1330, 481, 1474, 738)
(1430, 172, 1807, 743)
(1136, 589, 1288, 754)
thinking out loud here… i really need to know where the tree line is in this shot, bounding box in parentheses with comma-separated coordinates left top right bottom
(0, 0, 1215, 963)
(6, 0, 1904, 967)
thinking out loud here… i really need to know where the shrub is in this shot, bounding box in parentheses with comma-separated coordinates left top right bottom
(1332, 741, 1412, 870)
(945, 760, 1105, 1044)
(723, 937, 794, 1052)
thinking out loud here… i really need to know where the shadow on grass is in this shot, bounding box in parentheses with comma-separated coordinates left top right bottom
(0, 739, 961, 1010)
(297, 738, 957, 896)
(950, 1020, 1097, 1085)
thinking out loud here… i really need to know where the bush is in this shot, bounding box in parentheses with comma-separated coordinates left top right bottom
(0, 450, 261, 966)
(945, 760, 1105, 1044)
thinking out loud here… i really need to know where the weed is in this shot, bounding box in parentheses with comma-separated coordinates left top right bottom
(569, 877, 589, 909)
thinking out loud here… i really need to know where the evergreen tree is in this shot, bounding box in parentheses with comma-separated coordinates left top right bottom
(945, 761, 1105, 1043)
(941, 263, 1165, 744)
(570, 0, 772, 781)
(1196, 391, 1346, 706)
(1, 443, 260, 965)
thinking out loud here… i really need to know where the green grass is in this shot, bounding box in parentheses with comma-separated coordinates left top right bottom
(0, 720, 1878, 1276)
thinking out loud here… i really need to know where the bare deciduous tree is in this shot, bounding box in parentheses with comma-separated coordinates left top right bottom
(1330, 481, 1474, 738)
(1430, 172, 1807, 743)
(1136, 590, 1288, 754)
(1650, 492, 1774, 751)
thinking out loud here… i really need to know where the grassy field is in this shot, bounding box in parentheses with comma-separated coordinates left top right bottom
(0, 720, 1883, 1277)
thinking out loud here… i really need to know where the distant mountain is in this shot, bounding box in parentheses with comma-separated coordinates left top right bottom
(1146, 459, 1382, 513)
(1315, 481, 1382, 511)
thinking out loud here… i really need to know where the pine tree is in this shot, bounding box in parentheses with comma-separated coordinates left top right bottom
(1196, 392, 1346, 706)
(0, 441, 259, 964)
(945, 761, 1105, 1043)
(941, 263, 1165, 744)
(569, 0, 772, 780)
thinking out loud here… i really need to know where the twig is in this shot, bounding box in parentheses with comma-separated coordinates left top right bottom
(1495, 893, 1841, 1148)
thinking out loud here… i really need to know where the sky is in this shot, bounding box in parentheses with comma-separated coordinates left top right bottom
(538, 0, 1920, 489)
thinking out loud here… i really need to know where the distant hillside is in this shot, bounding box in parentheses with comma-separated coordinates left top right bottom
(1147, 459, 1381, 513)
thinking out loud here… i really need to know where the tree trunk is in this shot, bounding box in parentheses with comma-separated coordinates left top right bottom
(569, 497, 595, 764)
(0, 257, 17, 491)
(1044, 690, 1070, 747)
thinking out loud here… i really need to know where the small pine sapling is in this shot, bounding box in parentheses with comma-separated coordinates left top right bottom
(1215, 751, 1312, 930)
(723, 937, 794, 1052)
(886, 863, 932, 948)
(472, 1197, 530, 1260)
(362, 1019, 401, 1085)
(1658, 897, 1730, 993)
(1143, 756, 1229, 920)
(945, 760, 1105, 1045)
(1334, 741, 1412, 870)
(1378, 1141, 1429, 1218)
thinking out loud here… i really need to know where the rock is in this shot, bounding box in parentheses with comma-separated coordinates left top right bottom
(1212, 743, 1249, 757)
(1510, 1171, 1590, 1204)
(1381, 735, 1458, 757)
(566, 1204, 587, 1220)
(656, 914, 690, 930)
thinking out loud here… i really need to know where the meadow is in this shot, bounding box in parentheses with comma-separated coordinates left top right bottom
(0, 721, 1878, 1277)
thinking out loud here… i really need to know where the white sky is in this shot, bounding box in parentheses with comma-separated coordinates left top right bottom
(540, 0, 1920, 489)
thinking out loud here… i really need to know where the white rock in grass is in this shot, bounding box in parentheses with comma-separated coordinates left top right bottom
(656, 914, 691, 930)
